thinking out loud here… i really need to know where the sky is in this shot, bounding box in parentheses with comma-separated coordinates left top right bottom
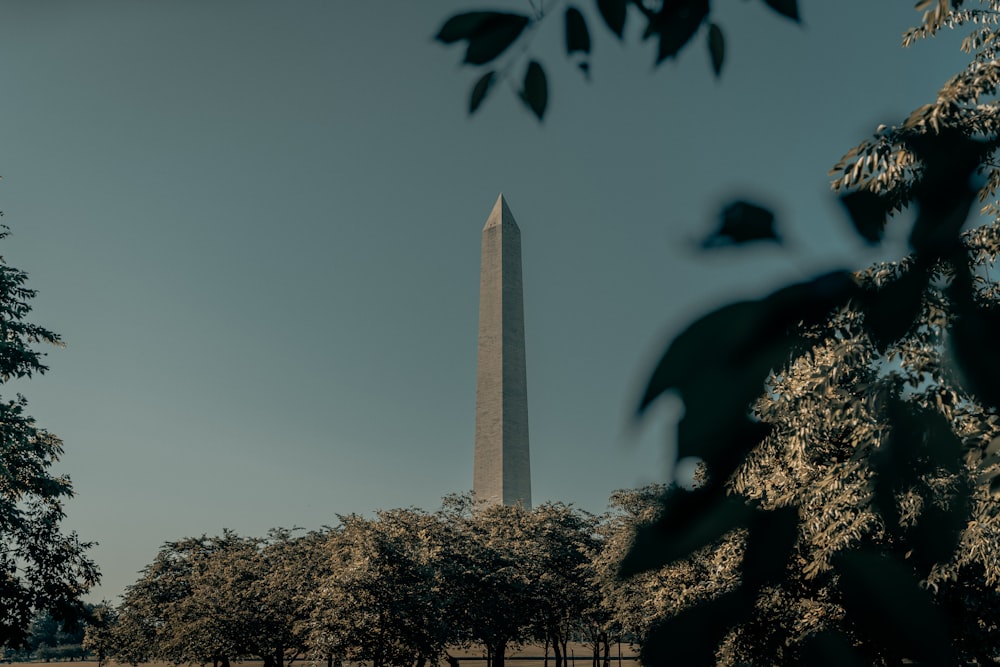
(0, 1, 976, 601)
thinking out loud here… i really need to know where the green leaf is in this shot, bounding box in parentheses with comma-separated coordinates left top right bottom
(949, 265, 1000, 411)
(707, 23, 724, 77)
(519, 60, 548, 121)
(638, 271, 857, 416)
(651, 0, 710, 64)
(797, 632, 867, 667)
(435, 12, 495, 43)
(904, 130, 991, 256)
(763, 0, 800, 22)
(742, 507, 799, 593)
(839, 189, 891, 244)
(641, 593, 749, 667)
(619, 486, 753, 578)
(856, 260, 928, 351)
(596, 0, 627, 38)
(835, 550, 953, 664)
(468, 71, 496, 114)
(462, 13, 531, 65)
(703, 200, 778, 246)
(565, 7, 591, 55)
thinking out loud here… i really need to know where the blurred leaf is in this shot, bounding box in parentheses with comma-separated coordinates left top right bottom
(835, 549, 953, 664)
(436, 12, 531, 66)
(949, 266, 1000, 411)
(763, 0, 800, 21)
(797, 631, 866, 667)
(703, 200, 778, 247)
(649, 0, 710, 64)
(641, 592, 749, 667)
(707, 23, 724, 77)
(565, 7, 592, 55)
(519, 60, 548, 120)
(435, 12, 495, 43)
(619, 486, 752, 578)
(905, 130, 993, 256)
(596, 0, 627, 38)
(856, 261, 928, 351)
(469, 71, 496, 114)
(638, 271, 857, 416)
(742, 506, 799, 593)
(676, 414, 771, 486)
(839, 189, 891, 244)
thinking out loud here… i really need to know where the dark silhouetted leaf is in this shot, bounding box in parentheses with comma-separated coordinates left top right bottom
(742, 506, 799, 593)
(649, 0, 710, 64)
(763, 0, 800, 21)
(596, 0, 627, 38)
(638, 271, 857, 417)
(519, 60, 548, 120)
(905, 130, 994, 256)
(856, 261, 928, 351)
(435, 12, 495, 43)
(676, 415, 770, 487)
(642, 592, 749, 667)
(460, 13, 531, 65)
(835, 550, 953, 664)
(469, 71, 496, 114)
(703, 200, 778, 246)
(949, 264, 1000, 411)
(840, 189, 891, 244)
(707, 23, 724, 77)
(798, 631, 866, 667)
(619, 486, 753, 578)
(565, 7, 591, 55)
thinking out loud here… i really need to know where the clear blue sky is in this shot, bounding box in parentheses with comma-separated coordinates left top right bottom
(0, 1, 973, 601)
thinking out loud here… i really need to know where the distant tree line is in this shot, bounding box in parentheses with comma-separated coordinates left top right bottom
(83, 493, 653, 667)
(70, 469, 1000, 667)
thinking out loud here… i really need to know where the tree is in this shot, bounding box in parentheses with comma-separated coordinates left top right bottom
(112, 532, 276, 667)
(435, 1, 1000, 665)
(0, 225, 99, 648)
(307, 510, 453, 667)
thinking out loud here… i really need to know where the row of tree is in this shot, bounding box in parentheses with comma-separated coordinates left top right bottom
(84, 455, 1000, 667)
(84, 494, 656, 667)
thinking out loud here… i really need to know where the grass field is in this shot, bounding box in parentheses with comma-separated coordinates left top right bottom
(6, 643, 640, 667)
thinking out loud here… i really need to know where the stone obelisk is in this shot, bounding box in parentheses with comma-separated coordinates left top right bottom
(473, 194, 531, 508)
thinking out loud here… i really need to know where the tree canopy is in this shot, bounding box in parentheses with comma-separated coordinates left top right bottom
(0, 226, 99, 648)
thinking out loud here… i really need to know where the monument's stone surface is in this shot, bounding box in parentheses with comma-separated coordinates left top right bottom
(473, 194, 531, 508)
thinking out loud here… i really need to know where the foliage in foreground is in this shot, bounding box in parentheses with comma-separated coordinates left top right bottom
(0, 226, 100, 649)
(439, 1, 1000, 665)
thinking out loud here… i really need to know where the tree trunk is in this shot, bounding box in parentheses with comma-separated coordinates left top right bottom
(601, 633, 610, 667)
(264, 654, 276, 667)
(492, 641, 507, 667)
(277, 647, 285, 667)
(552, 635, 563, 667)
(543, 636, 550, 667)
(221, 656, 231, 667)
(326, 655, 332, 667)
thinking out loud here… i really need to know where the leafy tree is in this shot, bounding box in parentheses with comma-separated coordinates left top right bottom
(306, 509, 453, 667)
(112, 532, 276, 667)
(82, 603, 117, 667)
(439, 501, 546, 667)
(437, 1, 1000, 665)
(0, 225, 99, 649)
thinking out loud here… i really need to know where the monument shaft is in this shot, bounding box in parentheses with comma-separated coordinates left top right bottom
(474, 195, 531, 507)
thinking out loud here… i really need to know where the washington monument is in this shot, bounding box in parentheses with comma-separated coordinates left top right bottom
(473, 194, 532, 508)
